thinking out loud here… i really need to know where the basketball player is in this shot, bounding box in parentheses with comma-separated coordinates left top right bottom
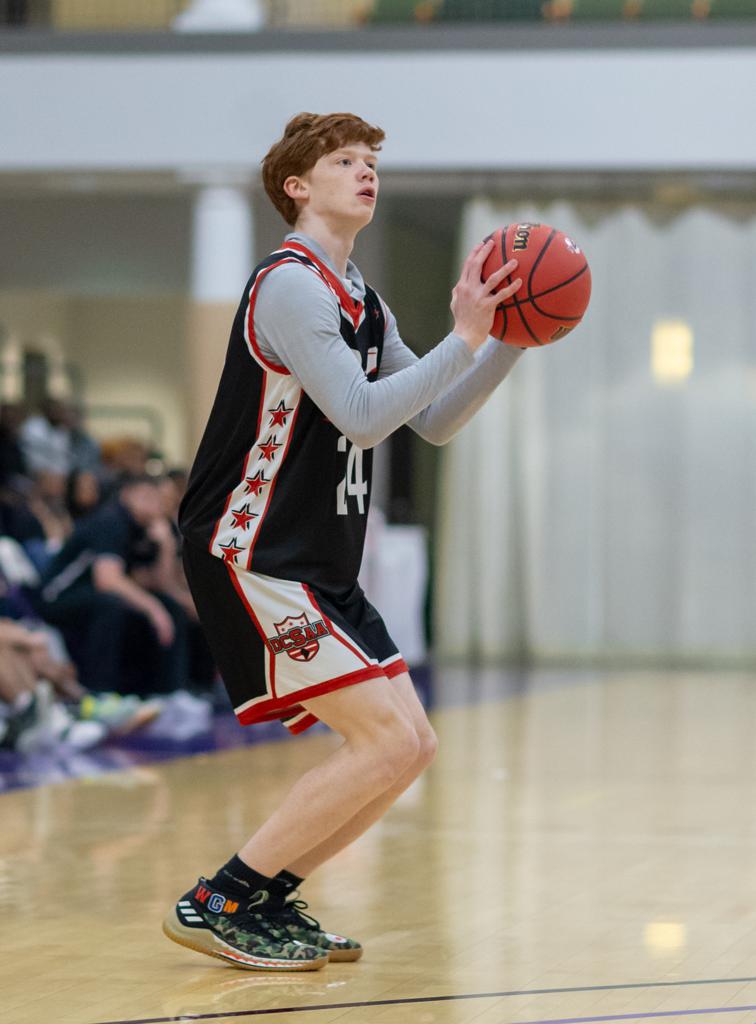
(163, 112, 523, 970)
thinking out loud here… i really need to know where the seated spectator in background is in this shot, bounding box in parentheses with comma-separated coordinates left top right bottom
(25, 469, 72, 560)
(65, 404, 101, 473)
(19, 397, 73, 477)
(98, 437, 152, 502)
(35, 474, 191, 698)
(158, 468, 188, 528)
(0, 616, 83, 702)
(100, 437, 150, 477)
(0, 538, 163, 750)
(0, 402, 27, 483)
(0, 472, 40, 545)
(65, 468, 102, 521)
(0, 468, 72, 574)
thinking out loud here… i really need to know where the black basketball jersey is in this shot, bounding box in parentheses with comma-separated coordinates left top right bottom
(179, 241, 386, 591)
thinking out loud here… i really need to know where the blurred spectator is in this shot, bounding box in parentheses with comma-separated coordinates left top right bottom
(27, 469, 72, 548)
(34, 474, 192, 697)
(159, 468, 188, 527)
(0, 539, 163, 751)
(66, 405, 101, 473)
(0, 616, 105, 752)
(65, 468, 102, 521)
(19, 398, 73, 476)
(0, 472, 42, 546)
(0, 402, 27, 483)
(100, 437, 150, 477)
(0, 616, 83, 701)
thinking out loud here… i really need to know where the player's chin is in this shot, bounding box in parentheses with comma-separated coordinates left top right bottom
(355, 200, 376, 223)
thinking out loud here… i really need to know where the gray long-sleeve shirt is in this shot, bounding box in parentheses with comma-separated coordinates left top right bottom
(253, 232, 522, 449)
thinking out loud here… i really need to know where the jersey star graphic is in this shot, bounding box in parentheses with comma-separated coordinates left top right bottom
(268, 400, 294, 429)
(230, 504, 258, 532)
(258, 435, 282, 462)
(244, 471, 270, 497)
(219, 539, 245, 564)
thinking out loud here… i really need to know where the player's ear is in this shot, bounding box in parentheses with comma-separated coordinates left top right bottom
(283, 175, 309, 201)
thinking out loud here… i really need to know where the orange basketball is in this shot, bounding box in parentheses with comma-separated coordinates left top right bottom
(482, 223, 592, 347)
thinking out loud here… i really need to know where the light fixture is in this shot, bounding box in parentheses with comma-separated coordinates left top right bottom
(651, 319, 694, 386)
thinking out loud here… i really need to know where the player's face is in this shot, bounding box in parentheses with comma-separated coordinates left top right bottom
(293, 143, 379, 229)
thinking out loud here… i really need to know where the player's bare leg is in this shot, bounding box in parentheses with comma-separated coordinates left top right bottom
(284, 673, 436, 878)
(163, 677, 420, 970)
(237, 676, 421, 873)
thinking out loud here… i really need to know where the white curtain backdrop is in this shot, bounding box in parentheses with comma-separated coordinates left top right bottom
(436, 197, 756, 663)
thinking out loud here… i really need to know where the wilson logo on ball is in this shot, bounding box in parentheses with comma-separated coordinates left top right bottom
(512, 223, 539, 251)
(268, 613, 330, 661)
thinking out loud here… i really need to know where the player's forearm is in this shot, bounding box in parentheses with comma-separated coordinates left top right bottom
(254, 265, 476, 450)
(409, 339, 524, 445)
(332, 332, 474, 448)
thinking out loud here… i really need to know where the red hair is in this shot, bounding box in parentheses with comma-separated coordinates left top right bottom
(262, 112, 385, 226)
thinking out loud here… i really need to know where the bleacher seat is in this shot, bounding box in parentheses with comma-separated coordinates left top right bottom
(707, 0, 756, 18)
(438, 0, 543, 21)
(570, 0, 642, 19)
(370, 0, 438, 23)
(639, 0, 697, 18)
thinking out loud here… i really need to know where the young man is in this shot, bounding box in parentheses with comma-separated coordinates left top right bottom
(38, 474, 188, 696)
(164, 112, 523, 971)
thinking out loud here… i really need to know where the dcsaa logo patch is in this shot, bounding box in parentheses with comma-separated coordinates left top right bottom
(268, 613, 330, 662)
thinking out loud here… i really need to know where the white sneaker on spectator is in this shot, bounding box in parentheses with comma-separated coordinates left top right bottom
(143, 689, 212, 741)
(7, 682, 108, 754)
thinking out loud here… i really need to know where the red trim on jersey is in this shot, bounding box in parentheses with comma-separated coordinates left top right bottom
(286, 713, 319, 735)
(224, 558, 277, 697)
(302, 583, 372, 668)
(208, 371, 269, 556)
(235, 664, 386, 726)
(244, 259, 301, 374)
(382, 657, 410, 679)
(282, 242, 363, 330)
(245, 393, 302, 571)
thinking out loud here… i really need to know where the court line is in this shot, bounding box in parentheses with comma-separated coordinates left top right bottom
(510, 1006, 756, 1024)
(90, 976, 756, 1024)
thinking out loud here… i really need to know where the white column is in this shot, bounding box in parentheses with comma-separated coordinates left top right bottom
(185, 179, 253, 452)
(173, 0, 266, 31)
(190, 183, 253, 304)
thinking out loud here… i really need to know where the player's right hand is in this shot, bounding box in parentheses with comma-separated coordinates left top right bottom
(451, 239, 521, 352)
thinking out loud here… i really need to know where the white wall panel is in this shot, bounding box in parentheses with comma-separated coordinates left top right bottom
(0, 48, 754, 172)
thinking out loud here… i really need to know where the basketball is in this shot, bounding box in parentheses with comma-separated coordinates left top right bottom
(482, 223, 592, 347)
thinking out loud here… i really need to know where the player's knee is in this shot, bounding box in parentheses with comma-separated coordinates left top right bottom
(415, 722, 438, 770)
(365, 710, 420, 788)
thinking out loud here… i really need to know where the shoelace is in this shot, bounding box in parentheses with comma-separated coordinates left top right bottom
(277, 897, 322, 933)
(214, 891, 297, 946)
(230, 903, 299, 946)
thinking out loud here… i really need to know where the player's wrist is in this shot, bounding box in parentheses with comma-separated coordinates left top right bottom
(453, 326, 483, 353)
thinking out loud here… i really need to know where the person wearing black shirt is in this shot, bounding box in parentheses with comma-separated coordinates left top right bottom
(37, 475, 189, 696)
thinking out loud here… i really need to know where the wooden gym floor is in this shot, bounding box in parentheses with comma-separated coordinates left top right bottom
(2, 667, 756, 1024)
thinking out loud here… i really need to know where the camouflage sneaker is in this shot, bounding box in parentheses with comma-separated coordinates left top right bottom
(162, 880, 329, 971)
(276, 895, 363, 962)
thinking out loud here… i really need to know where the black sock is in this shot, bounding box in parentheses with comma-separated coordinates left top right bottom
(208, 855, 273, 899)
(267, 869, 306, 904)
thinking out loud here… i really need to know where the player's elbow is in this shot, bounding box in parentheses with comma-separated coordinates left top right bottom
(339, 425, 384, 451)
(412, 424, 455, 447)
